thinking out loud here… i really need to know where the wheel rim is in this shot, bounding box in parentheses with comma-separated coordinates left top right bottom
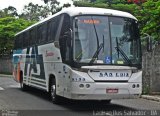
(51, 84, 56, 100)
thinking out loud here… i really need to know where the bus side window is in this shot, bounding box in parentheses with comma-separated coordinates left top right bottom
(37, 25, 43, 44)
(19, 34, 23, 49)
(14, 36, 19, 49)
(38, 23, 47, 44)
(48, 19, 58, 42)
(49, 16, 61, 42)
(13, 55, 19, 64)
(48, 21, 53, 42)
(23, 31, 29, 48)
(41, 23, 47, 43)
(30, 28, 36, 46)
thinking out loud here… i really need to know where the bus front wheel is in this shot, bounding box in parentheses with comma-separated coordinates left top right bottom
(50, 78, 60, 104)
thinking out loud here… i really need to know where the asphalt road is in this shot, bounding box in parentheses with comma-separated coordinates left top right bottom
(0, 76, 160, 116)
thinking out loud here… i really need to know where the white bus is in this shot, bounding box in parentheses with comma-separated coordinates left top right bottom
(13, 7, 142, 104)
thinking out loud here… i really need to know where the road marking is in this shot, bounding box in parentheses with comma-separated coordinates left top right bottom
(0, 87, 4, 90)
(9, 85, 20, 88)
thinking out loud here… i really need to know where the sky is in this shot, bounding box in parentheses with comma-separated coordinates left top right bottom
(0, 0, 73, 14)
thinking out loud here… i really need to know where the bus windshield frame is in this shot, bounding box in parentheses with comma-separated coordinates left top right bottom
(72, 15, 142, 69)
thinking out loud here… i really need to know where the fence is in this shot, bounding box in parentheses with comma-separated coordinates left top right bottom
(142, 45, 160, 94)
(0, 56, 12, 74)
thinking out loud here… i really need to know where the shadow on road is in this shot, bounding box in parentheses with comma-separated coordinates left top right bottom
(22, 86, 135, 111)
(6, 87, 138, 116)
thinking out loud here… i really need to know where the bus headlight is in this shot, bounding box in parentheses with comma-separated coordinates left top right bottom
(86, 84, 90, 88)
(132, 84, 136, 88)
(79, 84, 84, 88)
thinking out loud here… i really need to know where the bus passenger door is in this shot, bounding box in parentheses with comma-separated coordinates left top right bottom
(57, 13, 71, 98)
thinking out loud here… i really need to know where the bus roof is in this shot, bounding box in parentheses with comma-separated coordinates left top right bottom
(16, 7, 137, 36)
(61, 7, 137, 19)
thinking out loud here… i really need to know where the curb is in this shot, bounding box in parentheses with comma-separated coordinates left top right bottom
(0, 74, 13, 78)
(141, 95, 160, 102)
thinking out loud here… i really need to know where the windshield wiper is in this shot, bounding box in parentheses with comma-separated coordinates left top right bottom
(89, 42, 104, 64)
(89, 16, 101, 64)
(91, 16, 100, 53)
(115, 37, 132, 65)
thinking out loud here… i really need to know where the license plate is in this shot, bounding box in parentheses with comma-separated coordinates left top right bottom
(106, 88, 118, 93)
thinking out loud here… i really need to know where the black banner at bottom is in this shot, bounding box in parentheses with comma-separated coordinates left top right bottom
(0, 110, 160, 116)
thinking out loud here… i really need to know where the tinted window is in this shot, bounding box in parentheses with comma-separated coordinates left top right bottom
(47, 16, 61, 42)
(18, 34, 23, 48)
(60, 14, 70, 36)
(14, 36, 19, 49)
(30, 28, 36, 46)
(23, 32, 29, 48)
(47, 20, 54, 42)
(37, 25, 42, 44)
(37, 23, 47, 44)
(41, 23, 47, 43)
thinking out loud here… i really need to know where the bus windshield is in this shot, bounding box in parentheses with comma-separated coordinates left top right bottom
(73, 16, 141, 67)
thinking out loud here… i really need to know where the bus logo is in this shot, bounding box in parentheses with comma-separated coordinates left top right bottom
(45, 50, 54, 57)
(99, 72, 129, 77)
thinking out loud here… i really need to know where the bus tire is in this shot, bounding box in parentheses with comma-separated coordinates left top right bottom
(49, 78, 60, 104)
(20, 72, 28, 91)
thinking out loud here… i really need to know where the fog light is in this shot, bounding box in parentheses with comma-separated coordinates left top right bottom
(79, 84, 84, 88)
(86, 84, 90, 88)
(132, 69, 138, 73)
(132, 84, 136, 88)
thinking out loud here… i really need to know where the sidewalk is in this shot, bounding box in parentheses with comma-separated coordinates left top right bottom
(141, 95, 160, 102)
(0, 74, 13, 78)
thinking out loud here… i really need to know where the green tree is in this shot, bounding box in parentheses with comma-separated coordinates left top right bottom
(20, 3, 49, 21)
(21, 1, 61, 21)
(0, 17, 35, 56)
(73, 0, 136, 12)
(41, 0, 61, 15)
(0, 6, 18, 18)
(137, 0, 160, 40)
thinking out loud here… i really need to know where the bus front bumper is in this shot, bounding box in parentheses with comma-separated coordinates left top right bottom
(70, 82, 141, 100)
